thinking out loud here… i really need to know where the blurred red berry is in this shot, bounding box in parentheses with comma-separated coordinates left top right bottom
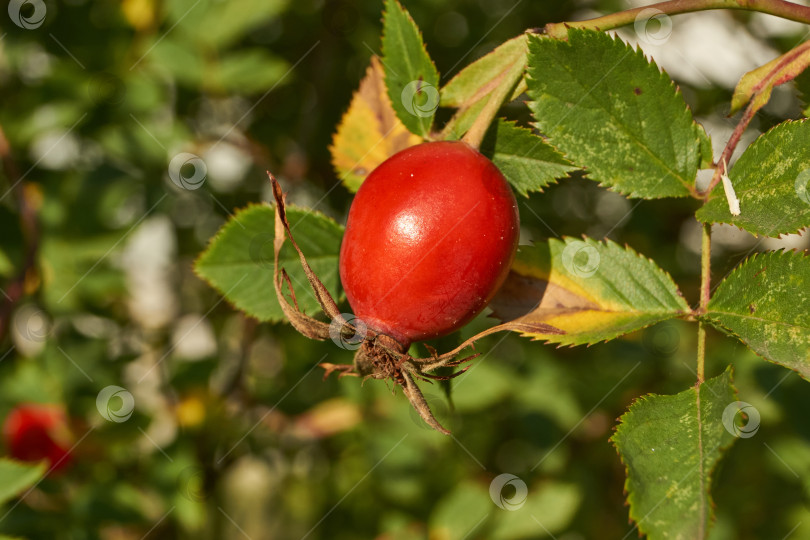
(3, 404, 73, 473)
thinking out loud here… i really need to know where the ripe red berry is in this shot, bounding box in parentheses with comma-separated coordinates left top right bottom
(339, 141, 519, 347)
(3, 404, 72, 473)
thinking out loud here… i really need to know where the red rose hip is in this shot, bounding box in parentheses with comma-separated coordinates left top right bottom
(3, 404, 72, 473)
(339, 141, 519, 347)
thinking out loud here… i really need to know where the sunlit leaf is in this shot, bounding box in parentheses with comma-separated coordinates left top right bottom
(194, 204, 343, 322)
(526, 30, 711, 199)
(490, 237, 690, 346)
(440, 34, 528, 107)
(705, 250, 810, 380)
(697, 120, 810, 237)
(330, 56, 422, 192)
(382, 0, 440, 137)
(612, 368, 737, 540)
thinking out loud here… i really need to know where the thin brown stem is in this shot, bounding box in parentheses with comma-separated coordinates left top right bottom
(699, 223, 712, 313)
(696, 222, 712, 383)
(545, 0, 810, 39)
(702, 102, 756, 197)
(702, 39, 810, 197)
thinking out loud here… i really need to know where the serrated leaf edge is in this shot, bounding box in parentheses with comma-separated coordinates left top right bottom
(193, 202, 344, 323)
(506, 235, 691, 346)
(697, 118, 810, 237)
(487, 118, 580, 197)
(526, 30, 707, 200)
(381, 0, 440, 138)
(609, 367, 738, 539)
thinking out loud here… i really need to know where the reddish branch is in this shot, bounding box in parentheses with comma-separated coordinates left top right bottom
(702, 40, 810, 197)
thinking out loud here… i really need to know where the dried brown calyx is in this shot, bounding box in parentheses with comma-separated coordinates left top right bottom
(269, 173, 562, 434)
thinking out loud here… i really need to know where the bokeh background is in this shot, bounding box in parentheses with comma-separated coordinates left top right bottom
(1, 0, 809, 538)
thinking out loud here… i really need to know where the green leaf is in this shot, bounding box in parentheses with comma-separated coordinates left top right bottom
(526, 30, 710, 199)
(696, 120, 810, 237)
(480, 119, 579, 197)
(612, 368, 737, 540)
(441, 97, 487, 141)
(705, 250, 810, 380)
(0, 458, 46, 506)
(382, 0, 440, 138)
(440, 35, 528, 107)
(194, 204, 344, 322)
(489, 237, 689, 346)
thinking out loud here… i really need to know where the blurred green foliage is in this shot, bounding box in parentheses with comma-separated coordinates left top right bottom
(0, 0, 808, 538)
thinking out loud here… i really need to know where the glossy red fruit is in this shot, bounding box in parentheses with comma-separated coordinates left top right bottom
(3, 404, 72, 473)
(339, 141, 519, 347)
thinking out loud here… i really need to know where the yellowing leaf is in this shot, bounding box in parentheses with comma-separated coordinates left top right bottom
(330, 56, 422, 192)
(440, 34, 528, 107)
(490, 238, 690, 346)
(730, 41, 810, 115)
